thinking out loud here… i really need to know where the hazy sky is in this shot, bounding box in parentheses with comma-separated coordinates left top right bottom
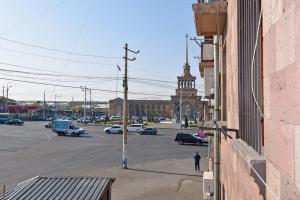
(0, 0, 203, 102)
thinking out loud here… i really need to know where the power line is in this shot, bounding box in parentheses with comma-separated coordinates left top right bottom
(0, 77, 172, 97)
(1, 0, 70, 36)
(0, 69, 177, 91)
(0, 72, 117, 83)
(0, 62, 113, 79)
(129, 77, 176, 84)
(52, 0, 98, 95)
(0, 37, 122, 59)
(0, 47, 116, 66)
(0, 62, 179, 84)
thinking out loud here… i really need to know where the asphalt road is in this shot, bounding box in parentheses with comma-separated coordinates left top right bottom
(0, 122, 208, 188)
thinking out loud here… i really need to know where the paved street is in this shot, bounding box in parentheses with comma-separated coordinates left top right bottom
(0, 122, 208, 189)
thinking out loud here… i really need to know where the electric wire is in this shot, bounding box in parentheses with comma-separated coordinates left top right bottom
(0, 77, 173, 97)
(0, 47, 116, 66)
(236, 146, 279, 200)
(0, 0, 70, 36)
(0, 72, 117, 83)
(52, 0, 97, 94)
(0, 62, 179, 85)
(0, 67, 178, 90)
(0, 37, 122, 59)
(250, 8, 264, 118)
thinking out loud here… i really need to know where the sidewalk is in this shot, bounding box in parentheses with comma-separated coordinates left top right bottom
(83, 158, 208, 200)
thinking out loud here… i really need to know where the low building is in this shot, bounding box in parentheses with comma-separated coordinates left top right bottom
(0, 176, 114, 200)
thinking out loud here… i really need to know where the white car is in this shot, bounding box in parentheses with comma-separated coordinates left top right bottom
(193, 133, 209, 143)
(127, 124, 144, 132)
(104, 125, 123, 134)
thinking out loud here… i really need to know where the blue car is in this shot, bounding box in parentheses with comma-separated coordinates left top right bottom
(138, 128, 157, 135)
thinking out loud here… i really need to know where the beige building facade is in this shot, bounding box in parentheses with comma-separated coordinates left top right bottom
(193, 0, 300, 199)
(109, 98, 172, 119)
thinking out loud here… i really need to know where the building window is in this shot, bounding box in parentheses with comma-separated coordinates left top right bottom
(237, 0, 263, 153)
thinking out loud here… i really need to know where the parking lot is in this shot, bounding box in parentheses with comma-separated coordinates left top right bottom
(0, 121, 208, 188)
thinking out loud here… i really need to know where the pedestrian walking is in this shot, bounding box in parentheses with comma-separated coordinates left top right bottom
(194, 152, 201, 171)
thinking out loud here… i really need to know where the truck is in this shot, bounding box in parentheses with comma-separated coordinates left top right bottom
(52, 119, 85, 137)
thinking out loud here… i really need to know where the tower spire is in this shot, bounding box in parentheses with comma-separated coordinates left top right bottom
(185, 33, 189, 65)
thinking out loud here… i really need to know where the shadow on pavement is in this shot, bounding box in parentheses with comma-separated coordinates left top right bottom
(127, 168, 203, 177)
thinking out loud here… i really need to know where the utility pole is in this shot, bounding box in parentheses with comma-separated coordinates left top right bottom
(6, 85, 12, 114)
(54, 94, 57, 117)
(43, 91, 46, 118)
(122, 43, 139, 169)
(54, 94, 62, 117)
(89, 89, 92, 119)
(80, 86, 87, 124)
(2, 86, 4, 110)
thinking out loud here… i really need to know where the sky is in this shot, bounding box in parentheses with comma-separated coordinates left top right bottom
(0, 0, 203, 102)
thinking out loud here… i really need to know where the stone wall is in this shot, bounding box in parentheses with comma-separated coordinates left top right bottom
(220, 0, 263, 199)
(263, 0, 300, 199)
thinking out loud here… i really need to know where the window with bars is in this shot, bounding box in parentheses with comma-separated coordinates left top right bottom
(237, 0, 263, 153)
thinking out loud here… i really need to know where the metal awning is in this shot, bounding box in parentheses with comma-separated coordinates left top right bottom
(0, 176, 114, 200)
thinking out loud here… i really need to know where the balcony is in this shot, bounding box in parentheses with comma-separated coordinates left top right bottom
(192, 0, 227, 36)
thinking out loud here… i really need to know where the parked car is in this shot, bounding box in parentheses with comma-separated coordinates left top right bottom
(193, 133, 209, 143)
(44, 122, 52, 128)
(6, 119, 24, 125)
(110, 116, 123, 121)
(127, 124, 144, 132)
(77, 117, 91, 123)
(47, 117, 54, 121)
(174, 133, 204, 145)
(138, 128, 157, 135)
(104, 125, 123, 134)
(99, 116, 107, 122)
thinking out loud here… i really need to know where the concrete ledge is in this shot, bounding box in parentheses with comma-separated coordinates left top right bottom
(230, 139, 266, 197)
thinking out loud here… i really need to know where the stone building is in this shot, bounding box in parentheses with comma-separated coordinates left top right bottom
(109, 98, 172, 119)
(193, 0, 300, 199)
(109, 35, 206, 121)
(171, 34, 205, 122)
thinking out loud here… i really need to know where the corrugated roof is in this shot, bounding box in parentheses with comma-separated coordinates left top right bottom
(0, 176, 113, 200)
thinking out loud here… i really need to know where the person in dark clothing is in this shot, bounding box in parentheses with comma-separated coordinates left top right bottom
(184, 116, 188, 128)
(194, 152, 201, 171)
(105, 116, 109, 125)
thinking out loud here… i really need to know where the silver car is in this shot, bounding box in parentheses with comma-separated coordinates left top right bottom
(104, 125, 123, 134)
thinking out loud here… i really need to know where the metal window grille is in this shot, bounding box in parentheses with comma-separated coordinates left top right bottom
(237, 0, 262, 153)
